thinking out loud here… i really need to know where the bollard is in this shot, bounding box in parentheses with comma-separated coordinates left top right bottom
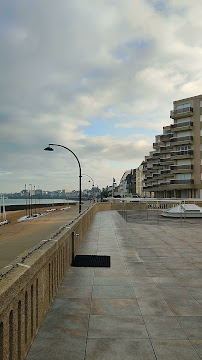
(180, 201, 183, 227)
(126, 202, 128, 222)
(157, 200, 159, 225)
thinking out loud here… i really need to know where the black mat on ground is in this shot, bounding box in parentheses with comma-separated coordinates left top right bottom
(71, 255, 110, 267)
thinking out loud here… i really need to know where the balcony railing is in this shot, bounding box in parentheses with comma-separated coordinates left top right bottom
(143, 185, 153, 189)
(160, 158, 172, 163)
(160, 133, 173, 141)
(171, 121, 193, 129)
(170, 136, 193, 143)
(160, 169, 171, 174)
(153, 141, 163, 147)
(170, 179, 194, 185)
(170, 107, 193, 119)
(153, 152, 161, 157)
(171, 150, 193, 157)
(170, 165, 193, 171)
(159, 181, 171, 186)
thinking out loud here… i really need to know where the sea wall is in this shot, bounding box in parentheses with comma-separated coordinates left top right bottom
(0, 202, 111, 360)
(4, 202, 77, 212)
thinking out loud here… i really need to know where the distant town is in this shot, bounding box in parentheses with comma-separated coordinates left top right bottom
(1, 186, 102, 201)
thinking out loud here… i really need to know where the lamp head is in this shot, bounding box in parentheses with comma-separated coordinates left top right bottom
(44, 145, 54, 151)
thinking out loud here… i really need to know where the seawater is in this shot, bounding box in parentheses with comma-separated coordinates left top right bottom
(2, 199, 77, 206)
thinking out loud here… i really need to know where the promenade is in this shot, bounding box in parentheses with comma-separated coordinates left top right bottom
(26, 210, 202, 360)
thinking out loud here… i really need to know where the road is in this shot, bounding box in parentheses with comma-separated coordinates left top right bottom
(0, 202, 90, 271)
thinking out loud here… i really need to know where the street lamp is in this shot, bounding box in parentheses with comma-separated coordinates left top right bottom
(82, 174, 95, 202)
(44, 143, 82, 213)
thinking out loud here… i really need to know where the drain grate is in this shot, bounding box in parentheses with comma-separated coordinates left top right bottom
(71, 255, 110, 268)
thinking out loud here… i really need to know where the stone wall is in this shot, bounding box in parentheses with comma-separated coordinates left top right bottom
(0, 203, 111, 360)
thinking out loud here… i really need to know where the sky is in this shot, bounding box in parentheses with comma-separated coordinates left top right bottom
(1, 0, 202, 193)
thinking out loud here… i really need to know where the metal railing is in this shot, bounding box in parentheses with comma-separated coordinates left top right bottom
(171, 121, 193, 128)
(170, 107, 193, 118)
(170, 136, 193, 143)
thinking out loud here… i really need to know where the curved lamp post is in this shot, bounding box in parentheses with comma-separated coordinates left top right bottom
(44, 143, 82, 213)
(82, 174, 95, 202)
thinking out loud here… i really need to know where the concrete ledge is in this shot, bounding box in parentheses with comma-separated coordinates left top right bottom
(0, 203, 112, 360)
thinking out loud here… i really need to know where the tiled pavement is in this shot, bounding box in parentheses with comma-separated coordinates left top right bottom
(26, 210, 202, 360)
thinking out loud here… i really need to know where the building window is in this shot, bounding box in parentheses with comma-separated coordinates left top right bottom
(177, 103, 190, 109)
(176, 173, 191, 180)
(176, 117, 191, 124)
(177, 145, 191, 151)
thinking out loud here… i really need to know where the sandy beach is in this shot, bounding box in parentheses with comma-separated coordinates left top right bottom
(0, 202, 90, 271)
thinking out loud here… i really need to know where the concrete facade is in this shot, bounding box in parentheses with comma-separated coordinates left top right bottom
(143, 94, 202, 198)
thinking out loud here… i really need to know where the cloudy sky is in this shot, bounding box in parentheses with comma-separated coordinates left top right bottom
(1, 0, 202, 193)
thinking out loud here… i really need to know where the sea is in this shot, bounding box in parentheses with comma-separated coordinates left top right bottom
(1, 198, 77, 206)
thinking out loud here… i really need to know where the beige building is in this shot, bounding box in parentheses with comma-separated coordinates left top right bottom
(143, 94, 202, 198)
(136, 162, 144, 196)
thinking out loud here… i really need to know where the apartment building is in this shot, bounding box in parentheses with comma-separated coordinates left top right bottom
(143, 94, 202, 198)
(136, 162, 144, 197)
(119, 170, 131, 196)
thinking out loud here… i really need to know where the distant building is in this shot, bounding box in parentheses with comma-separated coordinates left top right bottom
(136, 163, 144, 197)
(119, 170, 131, 197)
(35, 189, 42, 196)
(125, 169, 136, 196)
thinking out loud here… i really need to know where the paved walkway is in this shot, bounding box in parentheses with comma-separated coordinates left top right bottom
(26, 210, 202, 360)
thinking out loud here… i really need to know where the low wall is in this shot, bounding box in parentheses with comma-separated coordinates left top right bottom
(112, 199, 202, 211)
(4, 202, 77, 212)
(0, 202, 111, 360)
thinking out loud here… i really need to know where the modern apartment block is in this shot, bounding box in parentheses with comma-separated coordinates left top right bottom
(143, 94, 202, 198)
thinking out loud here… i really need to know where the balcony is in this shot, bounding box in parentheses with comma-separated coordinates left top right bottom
(160, 158, 173, 165)
(170, 179, 194, 185)
(159, 181, 171, 186)
(170, 106, 193, 119)
(146, 167, 154, 172)
(152, 182, 158, 187)
(143, 184, 153, 189)
(153, 172, 161, 178)
(170, 165, 193, 173)
(171, 121, 193, 130)
(160, 133, 173, 141)
(160, 169, 171, 174)
(170, 150, 193, 159)
(160, 145, 173, 153)
(170, 136, 193, 144)
(153, 152, 161, 157)
(153, 141, 163, 148)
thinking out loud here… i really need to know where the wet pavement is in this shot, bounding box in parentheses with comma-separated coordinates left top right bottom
(26, 210, 202, 359)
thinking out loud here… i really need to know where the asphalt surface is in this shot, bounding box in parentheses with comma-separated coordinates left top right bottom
(0, 202, 90, 271)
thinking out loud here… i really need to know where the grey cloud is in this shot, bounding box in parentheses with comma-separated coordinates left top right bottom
(1, 0, 202, 191)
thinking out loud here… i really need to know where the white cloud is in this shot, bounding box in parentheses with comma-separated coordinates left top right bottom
(1, 0, 202, 191)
